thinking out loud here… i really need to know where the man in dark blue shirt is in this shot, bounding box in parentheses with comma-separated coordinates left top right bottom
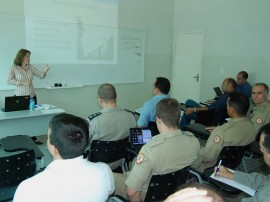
(179, 78, 237, 130)
(236, 71, 252, 97)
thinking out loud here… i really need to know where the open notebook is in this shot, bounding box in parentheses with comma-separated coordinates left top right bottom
(210, 169, 256, 196)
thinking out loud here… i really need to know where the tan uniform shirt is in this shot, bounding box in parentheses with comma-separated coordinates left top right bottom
(125, 130, 201, 198)
(249, 101, 270, 134)
(197, 117, 255, 172)
(88, 107, 136, 142)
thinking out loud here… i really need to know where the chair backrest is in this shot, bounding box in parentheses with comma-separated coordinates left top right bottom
(147, 121, 159, 136)
(195, 110, 215, 126)
(88, 137, 129, 163)
(0, 149, 36, 201)
(196, 108, 228, 126)
(145, 166, 190, 202)
(216, 146, 246, 170)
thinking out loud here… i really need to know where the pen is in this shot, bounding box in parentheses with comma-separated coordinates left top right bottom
(215, 160, 222, 177)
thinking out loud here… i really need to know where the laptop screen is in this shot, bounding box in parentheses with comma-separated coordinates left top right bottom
(4, 96, 30, 112)
(213, 87, 223, 97)
(130, 128, 152, 145)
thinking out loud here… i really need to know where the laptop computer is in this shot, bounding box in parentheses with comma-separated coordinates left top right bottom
(2, 96, 30, 112)
(214, 87, 223, 98)
(129, 128, 153, 154)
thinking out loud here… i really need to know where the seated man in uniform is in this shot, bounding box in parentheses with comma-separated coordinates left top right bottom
(236, 71, 252, 97)
(215, 123, 270, 201)
(194, 93, 255, 172)
(114, 98, 201, 202)
(180, 78, 237, 130)
(87, 83, 136, 169)
(249, 83, 270, 134)
(137, 77, 170, 128)
(14, 113, 115, 202)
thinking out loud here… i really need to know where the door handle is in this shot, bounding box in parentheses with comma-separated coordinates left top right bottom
(193, 74, 199, 82)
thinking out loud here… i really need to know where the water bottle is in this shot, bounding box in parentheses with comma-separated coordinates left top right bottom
(29, 97, 35, 111)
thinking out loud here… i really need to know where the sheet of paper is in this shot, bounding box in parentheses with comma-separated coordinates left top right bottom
(210, 170, 256, 196)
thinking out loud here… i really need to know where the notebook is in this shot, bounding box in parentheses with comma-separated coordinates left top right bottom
(2, 96, 30, 112)
(214, 87, 223, 97)
(129, 128, 153, 154)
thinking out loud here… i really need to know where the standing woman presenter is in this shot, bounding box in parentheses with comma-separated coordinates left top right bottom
(7, 49, 50, 144)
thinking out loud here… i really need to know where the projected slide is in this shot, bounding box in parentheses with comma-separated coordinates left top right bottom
(24, 0, 118, 64)
(0, 0, 144, 89)
(25, 18, 117, 64)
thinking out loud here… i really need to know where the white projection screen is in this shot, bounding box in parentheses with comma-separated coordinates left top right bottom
(0, 0, 144, 90)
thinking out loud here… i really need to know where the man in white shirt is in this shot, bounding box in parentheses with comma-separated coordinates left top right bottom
(13, 113, 115, 202)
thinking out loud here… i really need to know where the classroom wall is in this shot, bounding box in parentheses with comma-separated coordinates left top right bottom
(0, 0, 174, 118)
(3, 1, 268, 119)
(174, 0, 270, 100)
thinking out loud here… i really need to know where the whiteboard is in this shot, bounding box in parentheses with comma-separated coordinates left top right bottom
(0, 15, 145, 90)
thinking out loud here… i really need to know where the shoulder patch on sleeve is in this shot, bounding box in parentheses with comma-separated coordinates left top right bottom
(88, 112, 102, 121)
(213, 135, 221, 144)
(256, 118, 263, 124)
(136, 153, 145, 164)
(124, 109, 135, 115)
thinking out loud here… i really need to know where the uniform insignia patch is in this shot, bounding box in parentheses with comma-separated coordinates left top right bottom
(88, 112, 101, 121)
(136, 153, 145, 164)
(213, 135, 221, 144)
(256, 118, 263, 124)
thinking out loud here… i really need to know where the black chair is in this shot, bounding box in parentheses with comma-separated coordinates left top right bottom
(241, 141, 264, 173)
(190, 146, 246, 195)
(110, 166, 190, 202)
(147, 121, 159, 136)
(196, 108, 228, 127)
(87, 137, 129, 173)
(195, 110, 215, 126)
(145, 166, 190, 201)
(0, 149, 36, 202)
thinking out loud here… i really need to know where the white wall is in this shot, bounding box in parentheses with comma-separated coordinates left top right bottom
(174, 0, 270, 100)
(0, 0, 174, 119)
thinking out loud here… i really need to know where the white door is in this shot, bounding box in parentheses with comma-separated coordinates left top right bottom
(171, 32, 203, 103)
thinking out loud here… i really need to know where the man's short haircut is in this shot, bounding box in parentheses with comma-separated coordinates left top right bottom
(155, 77, 170, 94)
(156, 98, 180, 128)
(49, 113, 89, 159)
(98, 83, 117, 102)
(259, 123, 270, 153)
(227, 78, 237, 90)
(14, 49, 31, 66)
(227, 93, 250, 116)
(253, 83, 269, 94)
(239, 71, 248, 79)
(177, 183, 225, 202)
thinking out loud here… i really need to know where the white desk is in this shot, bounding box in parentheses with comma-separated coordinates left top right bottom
(0, 107, 65, 139)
